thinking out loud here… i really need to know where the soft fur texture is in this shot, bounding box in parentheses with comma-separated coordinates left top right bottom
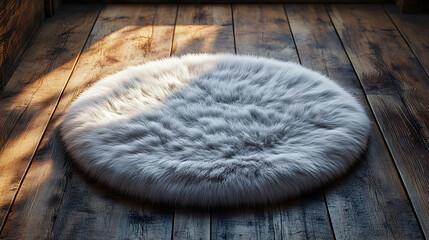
(60, 54, 370, 208)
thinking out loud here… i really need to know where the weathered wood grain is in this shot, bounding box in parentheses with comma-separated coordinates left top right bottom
(286, 4, 424, 239)
(233, 5, 298, 62)
(384, 4, 429, 77)
(173, 209, 210, 240)
(172, 4, 234, 55)
(171, 5, 234, 239)
(212, 208, 282, 240)
(328, 5, 429, 238)
(0, 4, 177, 239)
(0, 0, 45, 90)
(0, 5, 101, 235)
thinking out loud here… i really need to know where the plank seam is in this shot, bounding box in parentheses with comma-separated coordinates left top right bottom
(231, 4, 237, 54)
(169, 4, 179, 56)
(325, 4, 426, 238)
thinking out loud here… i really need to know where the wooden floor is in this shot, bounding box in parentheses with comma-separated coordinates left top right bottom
(0, 3, 428, 239)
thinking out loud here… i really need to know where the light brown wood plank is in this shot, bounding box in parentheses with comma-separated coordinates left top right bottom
(327, 4, 429, 238)
(384, 4, 429, 77)
(0, 4, 101, 234)
(172, 4, 234, 55)
(287, 4, 424, 239)
(171, 5, 234, 239)
(0, 4, 177, 239)
(229, 4, 333, 240)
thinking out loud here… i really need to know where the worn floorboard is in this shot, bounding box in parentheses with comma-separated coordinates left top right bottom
(0, 3, 427, 240)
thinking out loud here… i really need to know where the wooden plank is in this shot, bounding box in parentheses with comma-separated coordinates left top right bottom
(328, 5, 429, 238)
(224, 4, 334, 240)
(0, 0, 45, 90)
(233, 4, 298, 62)
(0, 4, 101, 234)
(0, 4, 177, 239)
(277, 194, 333, 240)
(385, 4, 429, 77)
(171, 5, 234, 239)
(212, 208, 281, 240)
(367, 94, 429, 237)
(172, 4, 234, 55)
(173, 209, 210, 240)
(287, 4, 424, 239)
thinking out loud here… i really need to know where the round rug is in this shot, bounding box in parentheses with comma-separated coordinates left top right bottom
(60, 54, 370, 208)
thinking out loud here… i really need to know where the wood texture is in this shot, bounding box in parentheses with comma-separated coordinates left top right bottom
(328, 4, 429, 238)
(45, 0, 63, 17)
(172, 4, 234, 55)
(233, 5, 298, 62)
(0, 0, 45, 90)
(385, 4, 429, 77)
(286, 4, 424, 239)
(0, 4, 177, 239)
(0, 4, 101, 234)
(212, 208, 282, 240)
(173, 209, 210, 240)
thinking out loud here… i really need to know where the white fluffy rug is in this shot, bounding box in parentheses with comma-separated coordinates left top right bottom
(60, 54, 370, 208)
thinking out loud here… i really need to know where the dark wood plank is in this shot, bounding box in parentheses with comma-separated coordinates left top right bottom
(233, 4, 298, 62)
(287, 4, 424, 239)
(173, 209, 210, 240)
(0, 0, 45, 90)
(0, 4, 177, 239)
(395, 0, 429, 13)
(172, 4, 234, 55)
(385, 4, 429, 77)
(0, 4, 101, 234)
(277, 194, 333, 240)
(226, 4, 334, 240)
(328, 5, 429, 238)
(212, 208, 281, 240)
(171, 5, 234, 239)
(285, 4, 363, 95)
